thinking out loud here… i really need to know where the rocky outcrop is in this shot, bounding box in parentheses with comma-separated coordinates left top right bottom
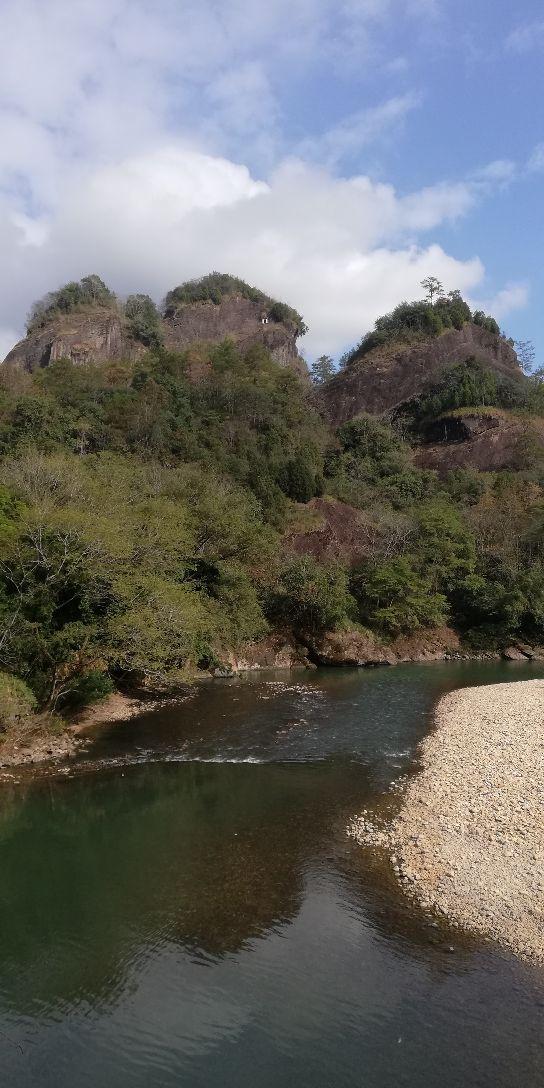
(163, 296, 307, 378)
(3, 309, 142, 371)
(319, 324, 521, 426)
(224, 632, 313, 672)
(218, 624, 465, 673)
(3, 296, 307, 379)
(304, 625, 461, 667)
(415, 413, 544, 475)
(285, 497, 377, 565)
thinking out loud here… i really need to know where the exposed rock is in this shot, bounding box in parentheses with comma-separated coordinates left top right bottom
(3, 308, 141, 371)
(3, 294, 308, 379)
(225, 632, 313, 672)
(306, 625, 463, 667)
(414, 413, 544, 475)
(388, 626, 461, 662)
(502, 646, 529, 661)
(163, 295, 307, 378)
(304, 629, 396, 667)
(285, 497, 377, 565)
(319, 324, 521, 426)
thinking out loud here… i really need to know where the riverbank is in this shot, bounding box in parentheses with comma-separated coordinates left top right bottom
(349, 679, 544, 963)
(0, 692, 191, 769)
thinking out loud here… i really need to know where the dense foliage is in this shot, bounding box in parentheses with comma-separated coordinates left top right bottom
(4, 290, 544, 730)
(343, 291, 500, 365)
(27, 275, 117, 334)
(162, 273, 307, 335)
(125, 294, 163, 350)
(398, 357, 544, 434)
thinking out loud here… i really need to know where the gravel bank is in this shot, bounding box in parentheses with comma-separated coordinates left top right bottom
(349, 679, 544, 963)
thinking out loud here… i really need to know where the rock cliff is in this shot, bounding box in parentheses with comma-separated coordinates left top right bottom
(3, 287, 307, 379)
(319, 324, 521, 426)
(415, 411, 544, 475)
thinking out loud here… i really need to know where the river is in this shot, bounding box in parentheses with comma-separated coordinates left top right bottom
(1, 660, 544, 1087)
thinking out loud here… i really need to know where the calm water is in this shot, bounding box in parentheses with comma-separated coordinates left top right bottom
(1, 660, 544, 1087)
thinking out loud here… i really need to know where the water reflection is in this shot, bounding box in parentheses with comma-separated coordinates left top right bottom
(0, 660, 543, 1088)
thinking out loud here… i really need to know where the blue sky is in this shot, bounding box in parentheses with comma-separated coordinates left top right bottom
(0, 0, 542, 362)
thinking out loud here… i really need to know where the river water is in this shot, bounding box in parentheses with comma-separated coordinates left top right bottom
(1, 660, 544, 1087)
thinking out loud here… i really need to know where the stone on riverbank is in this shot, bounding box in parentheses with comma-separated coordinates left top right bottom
(349, 679, 544, 963)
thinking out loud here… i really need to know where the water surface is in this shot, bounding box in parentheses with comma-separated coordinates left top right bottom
(1, 660, 544, 1087)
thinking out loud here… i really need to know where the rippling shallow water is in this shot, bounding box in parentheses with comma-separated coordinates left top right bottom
(1, 660, 544, 1087)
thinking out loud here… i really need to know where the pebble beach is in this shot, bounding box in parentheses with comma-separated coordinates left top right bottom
(350, 679, 544, 963)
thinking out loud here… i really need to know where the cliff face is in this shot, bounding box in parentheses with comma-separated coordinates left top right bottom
(319, 324, 521, 426)
(163, 295, 307, 378)
(3, 310, 141, 371)
(3, 296, 307, 379)
(415, 412, 544, 475)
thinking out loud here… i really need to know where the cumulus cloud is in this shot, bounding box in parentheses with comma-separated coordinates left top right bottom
(0, 0, 528, 360)
(0, 145, 486, 358)
(472, 283, 530, 323)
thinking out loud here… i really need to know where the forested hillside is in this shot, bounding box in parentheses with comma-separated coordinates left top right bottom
(1, 281, 544, 744)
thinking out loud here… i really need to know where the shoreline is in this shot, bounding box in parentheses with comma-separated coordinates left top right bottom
(349, 678, 544, 963)
(0, 691, 190, 771)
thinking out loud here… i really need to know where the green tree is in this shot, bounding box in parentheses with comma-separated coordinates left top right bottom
(125, 294, 163, 349)
(351, 558, 448, 637)
(310, 355, 335, 384)
(421, 276, 444, 303)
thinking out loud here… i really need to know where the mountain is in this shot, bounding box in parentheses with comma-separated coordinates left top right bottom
(1, 284, 544, 755)
(3, 272, 308, 380)
(318, 322, 522, 426)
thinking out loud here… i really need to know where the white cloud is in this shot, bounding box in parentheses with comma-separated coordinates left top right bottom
(0, 0, 526, 360)
(297, 93, 421, 167)
(506, 20, 544, 53)
(0, 145, 486, 358)
(471, 159, 517, 185)
(527, 144, 544, 173)
(472, 282, 529, 323)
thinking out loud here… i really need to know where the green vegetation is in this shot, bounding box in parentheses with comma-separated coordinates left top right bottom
(27, 275, 117, 334)
(162, 272, 307, 335)
(398, 357, 544, 434)
(3, 284, 544, 740)
(343, 288, 501, 365)
(125, 294, 163, 350)
(310, 355, 335, 384)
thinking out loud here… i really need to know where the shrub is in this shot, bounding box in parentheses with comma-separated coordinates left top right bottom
(266, 556, 355, 632)
(0, 672, 37, 734)
(351, 558, 448, 636)
(125, 294, 163, 350)
(343, 292, 499, 366)
(27, 275, 116, 333)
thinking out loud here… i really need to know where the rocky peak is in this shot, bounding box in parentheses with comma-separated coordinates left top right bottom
(2, 273, 308, 379)
(318, 323, 522, 426)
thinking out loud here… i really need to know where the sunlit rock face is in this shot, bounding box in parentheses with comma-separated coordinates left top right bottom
(2, 295, 308, 380)
(318, 323, 521, 426)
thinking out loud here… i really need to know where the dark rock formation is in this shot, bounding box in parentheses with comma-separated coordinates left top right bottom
(285, 497, 376, 565)
(3, 295, 307, 379)
(3, 309, 141, 371)
(319, 324, 521, 426)
(415, 412, 544, 475)
(162, 295, 307, 378)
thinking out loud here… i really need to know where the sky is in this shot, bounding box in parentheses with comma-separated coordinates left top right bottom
(0, 0, 543, 363)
